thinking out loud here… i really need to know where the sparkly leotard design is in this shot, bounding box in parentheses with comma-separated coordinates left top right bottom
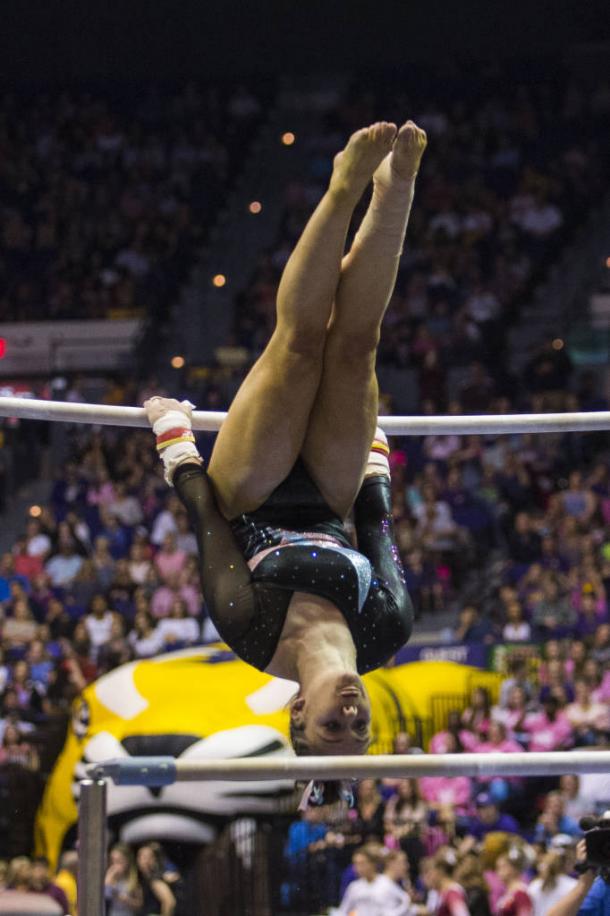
(174, 460, 413, 674)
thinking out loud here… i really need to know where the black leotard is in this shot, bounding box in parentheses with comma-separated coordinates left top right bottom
(174, 461, 413, 674)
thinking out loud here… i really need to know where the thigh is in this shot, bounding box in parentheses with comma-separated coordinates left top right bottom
(299, 330, 379, 519)
(208, 331, 324, 518)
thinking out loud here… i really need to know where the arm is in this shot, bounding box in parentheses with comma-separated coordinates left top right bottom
(546, 872, 597, 916)
(447, 890, 470, 916)
(150, 877, 176, 916)
(336, 882, 356, 915)
(385, 882, 412, 915)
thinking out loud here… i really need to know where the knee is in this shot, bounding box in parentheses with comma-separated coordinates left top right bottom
(273, 326, 327, 362)
(325, 325, 380, 365)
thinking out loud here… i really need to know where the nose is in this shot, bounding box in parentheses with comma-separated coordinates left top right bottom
(341, 704, 358, 718)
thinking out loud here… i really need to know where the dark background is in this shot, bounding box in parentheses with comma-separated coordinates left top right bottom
(2, 0, 609, 83)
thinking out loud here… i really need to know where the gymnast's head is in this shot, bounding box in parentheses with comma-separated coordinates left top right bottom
(289, 670, 371, 756)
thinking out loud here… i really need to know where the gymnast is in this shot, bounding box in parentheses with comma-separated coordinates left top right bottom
(145, 120, 427, 767)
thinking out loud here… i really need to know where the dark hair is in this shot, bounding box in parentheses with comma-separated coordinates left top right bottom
(433, 848, 458, 876)
(289, 717, 310, 756)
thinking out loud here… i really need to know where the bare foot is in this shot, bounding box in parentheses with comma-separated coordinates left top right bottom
(387, 120, 427, 182)
(144, 396, 193, 427)
(330, 122, 397, 201)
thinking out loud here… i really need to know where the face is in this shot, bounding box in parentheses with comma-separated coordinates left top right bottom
(394, 731, 411, 753)
(473, 688, 487, 709)
(136, 846, 155, 871)
(388, 851, 408, 880)
(4, 725, 20, 745)
(353, 853, 376, 881)
(295, 672, 371, 755)
(509, 686, 525, 708)
(571, 642, 586, 662)
(546, 640, 561, 660)
(447, 710, 461, 730)
(478, 803, 498, 825)
(91, 595, 107, 615)
(398, 779, 415, 800)
(31, 861, 49, 884)
(358, 779, 377, 799)
(110, 849, 128, 873)
(13, 661, 28, 681)
(496, 856, 513, 884)
(488, 721, 504, 744)
(546, 793, 563, 817)
(559, 774, 578, 796)
(425, 863, 443, 890)
(575, 681, 589, 703)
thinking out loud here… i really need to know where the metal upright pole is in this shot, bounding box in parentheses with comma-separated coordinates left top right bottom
(78, 778, 107, 916)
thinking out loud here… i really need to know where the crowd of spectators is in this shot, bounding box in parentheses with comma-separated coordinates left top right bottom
(233, 65, 609, 384)
(0, 842, 183, 915)
(282, 647, 610, 913)
(0, 81, 266, 324)
(0, 394, 216, 780)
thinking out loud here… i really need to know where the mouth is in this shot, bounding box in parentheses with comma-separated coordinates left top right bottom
(339, 686, 362, 698)
(342, 704, 358, 716)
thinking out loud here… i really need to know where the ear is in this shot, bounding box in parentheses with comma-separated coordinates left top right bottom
(290, 695, 306, 725)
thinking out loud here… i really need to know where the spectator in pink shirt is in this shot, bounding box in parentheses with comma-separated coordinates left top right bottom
(492, 685, 530, 744)
(476, 720, 523, 755)
(420, 733, 473, 813)
(154, 532, 187, 583)
(87, 467, 116, 507)
(430, 710, 478, 753)
(475, 721, 524, 798)
(419, 774, 472, 812)
(524, 696, 573, 751)
(565, 678, 609, 744)
(593, 666, 610, 702)
(461, 686, 492, 739)
(150, 572, 201, 618)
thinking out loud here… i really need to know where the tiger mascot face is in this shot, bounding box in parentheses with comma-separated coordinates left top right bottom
(35, 646, 500, 866)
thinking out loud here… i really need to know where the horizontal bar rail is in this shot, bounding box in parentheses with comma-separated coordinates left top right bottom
(2, 395, 610, 436)
(89, 750, 610, 785)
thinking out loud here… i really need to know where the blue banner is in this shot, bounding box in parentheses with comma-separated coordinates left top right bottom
(393, 642, 490, 669)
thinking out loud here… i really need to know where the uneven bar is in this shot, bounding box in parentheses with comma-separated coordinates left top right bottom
(2, 395, 610, 436)
(90, 751, 610, 785)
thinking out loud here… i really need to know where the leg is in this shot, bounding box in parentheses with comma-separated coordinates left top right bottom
(301, 122, 427, 517)
(208, 123, 396, 518)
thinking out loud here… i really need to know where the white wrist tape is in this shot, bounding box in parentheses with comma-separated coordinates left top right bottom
(153, 405, 202, 486)
(366, 426, 391, 478)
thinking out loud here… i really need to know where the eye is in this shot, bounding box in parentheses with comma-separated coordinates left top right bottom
(325, 720, 341, 732)
(354, 720, 368, 732)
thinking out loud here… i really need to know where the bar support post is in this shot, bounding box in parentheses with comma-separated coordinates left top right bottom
(78, 778, 108, 916)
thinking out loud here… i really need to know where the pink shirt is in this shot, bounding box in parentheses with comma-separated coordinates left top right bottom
(419, 775, 472, 809)
(497, 884, 533, 916)
(593, 670, 610, 702)
(437, 884, 469, 916)
(475, 738, 523, 784)
(523, 711, 573, 751)
(150, 584, 201, 618)
(429, 729, 478, 753)
(154, 549, 187, 581)
(492, 707, 528, 737)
